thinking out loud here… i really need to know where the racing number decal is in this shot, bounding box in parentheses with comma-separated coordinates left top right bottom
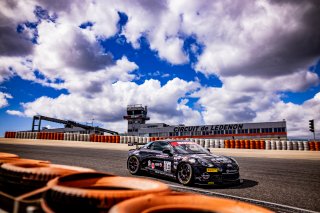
(164, 161, 171, 173)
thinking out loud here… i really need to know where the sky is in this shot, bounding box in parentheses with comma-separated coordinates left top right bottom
(0, 0, 319, 139)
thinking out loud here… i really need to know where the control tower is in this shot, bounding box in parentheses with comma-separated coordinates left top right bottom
(123, 104, 150, 136)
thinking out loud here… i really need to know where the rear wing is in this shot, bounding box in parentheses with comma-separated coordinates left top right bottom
(128, 142, 147, 149)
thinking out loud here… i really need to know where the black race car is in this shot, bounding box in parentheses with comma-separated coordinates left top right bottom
(127, 140, 242, 186)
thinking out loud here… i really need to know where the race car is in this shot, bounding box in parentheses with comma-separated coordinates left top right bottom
(127, 140, 242, 186)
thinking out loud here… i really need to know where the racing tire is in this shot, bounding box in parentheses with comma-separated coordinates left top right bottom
(0, 152, 19, 159)
(127, 155, 141, 175)
(109, 192, 273, 213)
(41, 172, 170, 212)
(177, 163, 194, 186)
(0, 162, 93, 196)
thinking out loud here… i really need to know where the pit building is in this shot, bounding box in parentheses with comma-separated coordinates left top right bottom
(124, 104, 287, 140)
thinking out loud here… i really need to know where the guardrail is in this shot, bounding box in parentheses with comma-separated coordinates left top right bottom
(4, 131, 320, 151)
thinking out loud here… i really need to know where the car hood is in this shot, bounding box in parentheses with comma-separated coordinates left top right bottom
(188, 153, 234, 164)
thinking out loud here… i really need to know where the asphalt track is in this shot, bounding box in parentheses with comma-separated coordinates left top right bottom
(0, 141, 319, 212)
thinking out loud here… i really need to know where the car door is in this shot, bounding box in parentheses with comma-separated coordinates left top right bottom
(138, 142, 159, 170)
(150, 141, 175, 177)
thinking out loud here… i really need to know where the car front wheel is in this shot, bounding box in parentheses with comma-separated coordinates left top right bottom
(127, 155, 141, 175)
(177, 163, 193, 185)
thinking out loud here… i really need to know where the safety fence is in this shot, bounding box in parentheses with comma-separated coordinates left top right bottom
(4, 131, 320, 151)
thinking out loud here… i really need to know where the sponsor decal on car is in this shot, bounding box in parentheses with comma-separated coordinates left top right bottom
(164, 161, 171, 172)
(206, 168, 219, 172)
(151, 163, 155, 169)
(201, 172, 210, 180)
(148, 160, 151, 167)
(170, 141, 196, 146)
(155, 162, 163, 167)
(226, 170, 238, 173)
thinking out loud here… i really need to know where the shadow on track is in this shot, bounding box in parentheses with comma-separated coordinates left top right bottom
(131, 171, 258, 190)
(195, 179, 258, 190)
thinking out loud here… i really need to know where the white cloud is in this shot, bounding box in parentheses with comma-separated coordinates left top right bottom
(254, 92, 320, 138)
(13, 78, 201, 133)
(6, 110, 24, 116)
(1, 0, 320, 139)
(194, 85, 320, 138)
(0, 92, 12, 108)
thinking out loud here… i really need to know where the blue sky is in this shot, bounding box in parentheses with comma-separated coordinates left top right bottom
(0, 0, 319, 138)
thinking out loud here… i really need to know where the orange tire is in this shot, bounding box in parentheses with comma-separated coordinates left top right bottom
(250, 140, 255, 149)
(240, 140, 245, 149)
(255, 140, 260, 149)
(109, 192, 273, 213)
(230, 140, 235, 148)
(235, 140, 240, 149)
(260, 140, 265, 149)
(90, 134, 95, 142)
(37, 132, 41, 139)
(59, 133, 64, 140)
(0, 162, 93, 196)
(0, 152, 19, 159)
(309, 142, 315, 151)
(224, 140, 230, 148)
(244, 140, 250, 149)
(41, 173, 170, 213)
(0, 158, 50, 166)
(315, 142, 320, 151)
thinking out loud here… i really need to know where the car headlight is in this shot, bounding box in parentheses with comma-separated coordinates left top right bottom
(197, 159, 213, 167)
(188, 158, 196, 164)
(229, 157, 238, 165)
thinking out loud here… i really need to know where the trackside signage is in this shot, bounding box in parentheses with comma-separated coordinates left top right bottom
(173, 124, 244, 132)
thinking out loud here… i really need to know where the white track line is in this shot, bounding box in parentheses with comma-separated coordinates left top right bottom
(168, 184, 319, 213)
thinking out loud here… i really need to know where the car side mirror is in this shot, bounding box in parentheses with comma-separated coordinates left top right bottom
(207, 148, 211, 153)
(163, 149, 173, 156)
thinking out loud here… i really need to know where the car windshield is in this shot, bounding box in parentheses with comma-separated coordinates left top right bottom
(170, 141, 209, 154)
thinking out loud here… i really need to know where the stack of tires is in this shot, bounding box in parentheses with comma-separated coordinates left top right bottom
(0, 151, 274, 213)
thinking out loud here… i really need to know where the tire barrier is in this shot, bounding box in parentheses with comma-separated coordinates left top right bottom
(109, 192, 273, 213)
(5, 131, 16, 138)
(0, 162, 93, 197)
(235, 140, 240, 149)
(255, 140, 260, 149)
(199, 139, 205, 147)
(303, 141, 309, 151)
(292, 141, 298, 150)
(315, 141, 320, 151)
(230, 140, 235, 148)
(309, 141, 315, 151)
(41, 172, 171, 213)
(209, 139, 214, 148)
(224, 140, 230, 148)
(0, 158, 50, 166)
(265, 140, 271, 150)
(204, 139, 210, 149)
(250, 140, 255, 149)
(240, 140, 245, 149)
(286, 141, 293, 150)
(260, 140, 265, 150)
(0, 152, 19, 159)
(275, 140, 281, 150)
(270, 140, 276, 150)
(281, 140, 287, 150)
(3, 131, 320, 151)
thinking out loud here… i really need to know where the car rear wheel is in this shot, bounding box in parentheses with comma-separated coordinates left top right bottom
(127, 156, 141, 175)
(177, 163, 193, 185)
